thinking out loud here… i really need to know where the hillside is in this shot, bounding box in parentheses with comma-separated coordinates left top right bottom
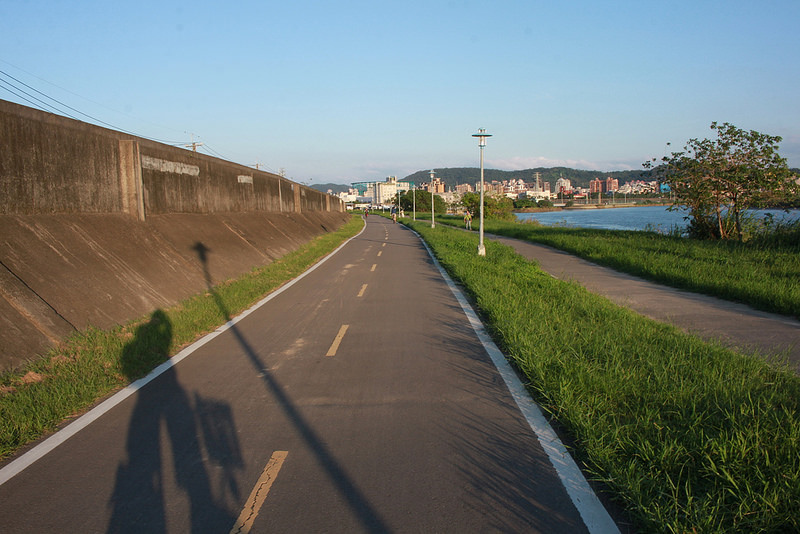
(310, 182, 352, 194)
(403, 167, 653, 190)
(311, 168, 655, 194)
(311, 167, 799, 194)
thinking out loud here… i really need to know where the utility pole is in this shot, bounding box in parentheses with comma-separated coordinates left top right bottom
(184, 133, 203, 152)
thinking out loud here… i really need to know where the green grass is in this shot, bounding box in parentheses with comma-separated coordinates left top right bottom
(0, 214, 364, 460)
(406, 219, 800, 533)
(433, 214, 800, 319)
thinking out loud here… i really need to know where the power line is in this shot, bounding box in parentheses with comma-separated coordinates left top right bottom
(0, 77, 80, 119)
(0, 69, 184, 145)
(0, 59, 193, 140)
(0, 64, 279, 173)
(1, 69, 136, 132)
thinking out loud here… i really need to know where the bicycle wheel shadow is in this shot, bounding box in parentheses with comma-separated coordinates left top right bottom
(107, 307, 242, 533)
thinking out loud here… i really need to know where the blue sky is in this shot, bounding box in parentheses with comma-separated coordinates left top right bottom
(2, 0, 798, 185)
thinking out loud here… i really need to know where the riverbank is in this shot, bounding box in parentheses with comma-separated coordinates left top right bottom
(513, 202, 670, 214)
(562, 202, 670, 209)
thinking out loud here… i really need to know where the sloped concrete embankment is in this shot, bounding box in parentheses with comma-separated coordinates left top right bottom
(0, 211, 349, 372)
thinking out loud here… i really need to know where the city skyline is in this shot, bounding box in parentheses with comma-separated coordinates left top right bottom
(2, 1, 798, 185)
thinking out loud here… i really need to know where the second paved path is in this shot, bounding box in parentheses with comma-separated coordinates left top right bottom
(488, 233, 800, 371)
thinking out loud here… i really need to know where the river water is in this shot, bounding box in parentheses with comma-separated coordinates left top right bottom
(514, 205, 800, 233)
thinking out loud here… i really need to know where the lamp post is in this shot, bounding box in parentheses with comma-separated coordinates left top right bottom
(472, 128, 491, 256)
(412, 183, 416, 221)
(429, 169, 436, 228)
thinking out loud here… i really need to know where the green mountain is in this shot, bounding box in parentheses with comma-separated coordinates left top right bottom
(312, 167, 797, 194)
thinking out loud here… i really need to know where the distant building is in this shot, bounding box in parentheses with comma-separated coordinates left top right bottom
(475, 180, 505, 196)
(555, 176, 572, 194)
(527, 172, 551, 199)
(426, 176, 446, 194)
(353, 176, 412, 205)
(619, 180, 658, 195)
(337, 188, 360, 203)
(605, 177, 619, 192)
(589, 178, 604, 194)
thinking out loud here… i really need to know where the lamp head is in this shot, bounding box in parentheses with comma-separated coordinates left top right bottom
(472, 128, 492, 147)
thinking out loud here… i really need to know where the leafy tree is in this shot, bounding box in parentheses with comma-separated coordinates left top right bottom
(460, 192, 515, 221)
(460, 192, 481, 215)
(398, 189, 445, 214)
(645, 122, 799, 240)
(513, 197, 537, 209)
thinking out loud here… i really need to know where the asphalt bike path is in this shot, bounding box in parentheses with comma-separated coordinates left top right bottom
(487, 233, 800, 371)
(0, 216, 620, 533)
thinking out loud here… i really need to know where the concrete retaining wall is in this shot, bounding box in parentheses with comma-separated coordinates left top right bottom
(0, 99, 343, 217)
(0, 99, 349, 372)
(0, 211, 349, 372)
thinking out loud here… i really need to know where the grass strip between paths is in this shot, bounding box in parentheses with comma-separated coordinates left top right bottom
(434, 214, 800, 319)
(406, 219, 800, 534)
(0, 214, 364, 462)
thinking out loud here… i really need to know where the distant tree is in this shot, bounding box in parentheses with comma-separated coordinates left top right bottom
(461, 192, 515, 221)
(461, 192, 481, 215)
(489, 196, 516, 220)
(513, 198, 537, 209)
(398, 189, 445, 214)
(537, 199, 554, 208)
(645, 122, 799, 240)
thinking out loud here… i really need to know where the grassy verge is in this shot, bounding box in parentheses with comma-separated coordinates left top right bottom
(433, 214, 800, 319)
(406, 219, 800, 533)
(0, 214, 364, 461)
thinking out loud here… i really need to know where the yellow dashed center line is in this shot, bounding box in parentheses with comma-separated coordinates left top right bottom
(326, 324, 349, 357)
(371, 264, 377, 272)
(377, 251, 382, 257)
(357, 284, 367, 297)
(230, 451, 288, 534)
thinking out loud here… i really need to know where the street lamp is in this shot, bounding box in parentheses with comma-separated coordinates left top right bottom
(429, 169, 436, 228)
(472, 128, 491, 256)
(412, 182, 416, 221)
(396, 187, 401, 221)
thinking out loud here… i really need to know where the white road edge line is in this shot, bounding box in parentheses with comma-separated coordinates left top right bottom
(0, 221, 367, 487)
(413, 229, 621, 534)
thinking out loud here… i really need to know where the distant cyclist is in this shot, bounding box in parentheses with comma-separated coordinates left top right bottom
(391, 205, 397, 223)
